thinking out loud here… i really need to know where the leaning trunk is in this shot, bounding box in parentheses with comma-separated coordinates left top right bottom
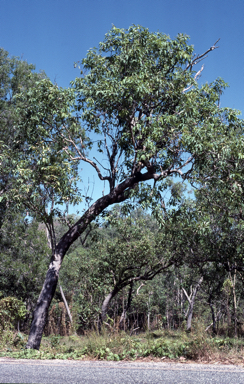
(26, 253, 62, 349)
(26, 186, 142, 349)
(59, 283, 72, 324)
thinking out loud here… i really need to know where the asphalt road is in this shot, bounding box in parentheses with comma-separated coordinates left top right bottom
(1, 358, 244, 384)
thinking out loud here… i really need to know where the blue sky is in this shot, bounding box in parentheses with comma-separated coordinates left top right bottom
(1, 0, 244, 214)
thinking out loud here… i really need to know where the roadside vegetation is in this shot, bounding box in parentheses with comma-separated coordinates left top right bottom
(1, 326, 244, 365)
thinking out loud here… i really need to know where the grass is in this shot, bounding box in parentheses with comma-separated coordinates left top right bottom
(1, 327, 244, 364)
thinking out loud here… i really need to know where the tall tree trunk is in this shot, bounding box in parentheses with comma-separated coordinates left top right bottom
(229, 268, 238, 338)
(208, 296, 217, 335)
(226, 292, 231, 334)
(59, 284, 72, 324)
(26, 253, 62, 349)
(166, 295, 169, 329)
(147, 291, 153, 331)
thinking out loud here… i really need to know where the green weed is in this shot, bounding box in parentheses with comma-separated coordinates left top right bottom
(1, 329, 244, 362)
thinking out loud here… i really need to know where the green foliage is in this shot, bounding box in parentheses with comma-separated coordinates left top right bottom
(0, 214, 50, 305)
(0, 297, 27, 331)
(2, 78, 82, 214)
(0, 48, 46, 229)
(49, 335, 62, 348)
(60, 244, 103, 330)
(72, 25, 240, 189)
(94, 215, 156, 282)
(0, 49, 83, 236)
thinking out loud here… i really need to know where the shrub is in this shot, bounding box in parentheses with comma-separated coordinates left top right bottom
(0, 297, 27, 331)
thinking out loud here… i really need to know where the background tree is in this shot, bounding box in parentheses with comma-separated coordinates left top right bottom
(92, 212, 180, 326)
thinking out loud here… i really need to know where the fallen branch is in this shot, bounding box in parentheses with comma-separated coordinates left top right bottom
(130, 327, 140, 336)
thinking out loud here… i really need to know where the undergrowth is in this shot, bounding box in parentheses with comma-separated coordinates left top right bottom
(1, 326, 244, 362)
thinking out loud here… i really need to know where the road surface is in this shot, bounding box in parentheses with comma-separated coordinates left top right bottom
(1, 358, 244, 383)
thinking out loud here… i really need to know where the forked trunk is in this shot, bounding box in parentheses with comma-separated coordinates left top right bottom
(183, 277, 203, 332)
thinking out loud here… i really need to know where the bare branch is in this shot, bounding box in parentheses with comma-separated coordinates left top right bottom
(183, 65, 204, 93)
(182, 287, 192, 305)
(62, 135, 111, 183)
(136, 283, 145, 295)
(93, 157, 110, 172)
(186, 39, 220, 70)
(168, 155, 194, 177)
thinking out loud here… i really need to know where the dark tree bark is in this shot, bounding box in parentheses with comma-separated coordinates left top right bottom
(208, 296, 217, 335)
(26, 256, 61, 349)
(119, 282, 133, 330)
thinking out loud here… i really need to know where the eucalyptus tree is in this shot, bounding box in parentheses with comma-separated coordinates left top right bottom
(1, 26, 242, 349)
